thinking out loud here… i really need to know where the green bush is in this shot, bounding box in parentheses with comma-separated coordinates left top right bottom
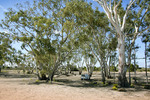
(137, 69, 143, 72)
(82, 67, 87, 71)
(128, 64, 139, 72)
(94, 67, 100, 71)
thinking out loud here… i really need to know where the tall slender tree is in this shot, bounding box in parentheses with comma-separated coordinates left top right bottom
(142, 32, 150, 84)
(93, 0, 150, 87)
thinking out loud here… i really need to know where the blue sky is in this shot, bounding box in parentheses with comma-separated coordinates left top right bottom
(0, 0, 148, 67)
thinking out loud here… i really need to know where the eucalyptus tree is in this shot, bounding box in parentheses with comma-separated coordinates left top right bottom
(142, 32, 150, 84)
(83, 50, 97, 77)
(1, 0, 78, 82)
(125, 0, 150, 85)
(0, 32, 14, 72)
(63, 0, 117, 83)
(71, 50, 83, 75)
(93, 0, 150, 87)
(12, 50, 28, 73)
(107, 34, 118, 78)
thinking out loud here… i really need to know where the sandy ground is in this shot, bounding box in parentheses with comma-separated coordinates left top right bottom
(0, 71, 150, 100)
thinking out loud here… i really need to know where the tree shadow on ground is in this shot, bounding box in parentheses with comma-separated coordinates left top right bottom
(2, 71, 149, 92)
(29, 78, 150, 93)
(29, 78, 112, 88)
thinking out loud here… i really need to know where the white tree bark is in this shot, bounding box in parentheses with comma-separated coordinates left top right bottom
(85, 59, 95, 77)
(93, 0, 136, 86)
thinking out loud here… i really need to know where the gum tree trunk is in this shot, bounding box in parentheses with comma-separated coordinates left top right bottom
(0, 66, 1, 73)
(108, 56, 111, 78)
(145, 42, 148, 84)
(118, 35, 129, 87)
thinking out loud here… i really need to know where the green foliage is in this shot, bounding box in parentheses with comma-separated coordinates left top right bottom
(94, 67, 100, 71)
(0, 0, 80, 81)
(82, 67, 87, 71)
(128, 64, 139, 72)
(110, 66, 117, 72)
(1, 0, 149, 85)
(0, 32, 14, 65)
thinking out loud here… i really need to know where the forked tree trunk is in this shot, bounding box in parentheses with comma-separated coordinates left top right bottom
(86, 65, 93, 77)
(118, 35, 129, 87)
(48, 68, 56, 83)
(49, 61, 60, 83)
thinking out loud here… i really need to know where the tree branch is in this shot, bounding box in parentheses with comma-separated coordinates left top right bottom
(138, 8, 149, 29)
(93, 0, 103, 5)
(113, 0, 122, 27)
(87, 44, 101, 63)
(116, 0, 122, 8)
(121, 0, 135, 32)
(138, 26, 150, 35)
(95, 0, 117, 28)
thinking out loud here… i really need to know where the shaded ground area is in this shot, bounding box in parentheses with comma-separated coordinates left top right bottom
(0, 70, 150, 100)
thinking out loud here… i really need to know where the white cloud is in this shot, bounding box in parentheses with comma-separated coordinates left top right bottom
(0, 5, 8, 12)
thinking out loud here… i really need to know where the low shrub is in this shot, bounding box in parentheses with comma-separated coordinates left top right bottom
(112, 84, 118, 90)
(112, 86, 118, 90)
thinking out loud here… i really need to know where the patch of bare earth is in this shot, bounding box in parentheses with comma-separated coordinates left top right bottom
(0, 77, 150, 100)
